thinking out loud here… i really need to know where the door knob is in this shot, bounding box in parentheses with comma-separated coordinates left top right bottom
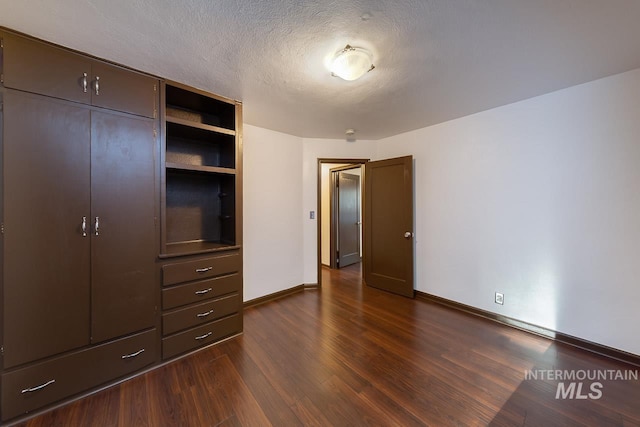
(404, 232, 412, 239)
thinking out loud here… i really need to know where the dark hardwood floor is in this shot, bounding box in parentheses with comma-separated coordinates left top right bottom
(15, 263, 640, 426)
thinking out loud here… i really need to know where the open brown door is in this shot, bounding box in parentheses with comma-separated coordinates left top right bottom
(364, 156, 414, 297)
(336, 171, 361, 268)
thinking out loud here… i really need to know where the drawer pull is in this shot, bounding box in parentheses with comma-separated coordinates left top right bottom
(82, 72, 88, 93)
(196, 309, 214, 318)
(195, 332, 213, 341)
(195, 287, 213, 295)
(121, 348, 145, 359)
(195, 267, 213, 273)
(21, 379, 56, 394)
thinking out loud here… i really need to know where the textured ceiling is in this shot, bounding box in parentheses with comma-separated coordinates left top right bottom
(2, 0, 640, 140)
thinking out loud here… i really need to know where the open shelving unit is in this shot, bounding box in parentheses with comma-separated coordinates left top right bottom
(161, 82, 242, 257)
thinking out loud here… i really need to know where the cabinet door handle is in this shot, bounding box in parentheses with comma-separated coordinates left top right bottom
(195, 267, 213, 273)
(82, 72, 88, 93)
(94, 76, 100, 95)
(121, 348, 145, 359)
(21, 379, 56, 394)
(81, 216, 87, 237)
(195, 332, 212, 341)
(194, 287, 213, 295)
(95, 216, 100, 236)
(196, 310, 214, 318)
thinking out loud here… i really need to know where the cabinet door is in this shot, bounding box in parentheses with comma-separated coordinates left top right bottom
(90, 61, 158, 119)
(90, 111, 157, 343)
(1, 32, 92, 104)
(3, 91, 91, 368)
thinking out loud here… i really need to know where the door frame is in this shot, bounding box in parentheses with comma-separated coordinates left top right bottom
(329, 164, 362, 269)
(316, 158, 369, 287)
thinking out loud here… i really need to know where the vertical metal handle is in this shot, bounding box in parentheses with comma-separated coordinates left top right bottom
(81, 216, 87, 237)
(82, 72, 88, 93)
(94, 76, 100, 95)
(95, 217, 100, 236)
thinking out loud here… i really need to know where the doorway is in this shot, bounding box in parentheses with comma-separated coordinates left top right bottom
(316, 156, 415, 297)
(316, 158, 368, 285)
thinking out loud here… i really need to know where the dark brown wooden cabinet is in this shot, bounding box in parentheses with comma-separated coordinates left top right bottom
(90, 61, 158, 118)
(159, 82, 243, 360)
(162, 82, 242, 256)
(2, 329, 157, 424)
(1, 31, 93, 104)
(2, 90, 158, 361)
(3, 91, 92, 369)
(0, 28, 243, 424)
(90, 110, 157, 344)
(161, 251, 242, 359)
(1, 329, 157, 421)
(1, 29, 161, 423)
(1, 31, 157, 118)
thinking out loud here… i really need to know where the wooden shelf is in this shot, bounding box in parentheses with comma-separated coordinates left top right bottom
(166, 116, 235, 137)
(166, 162, 236, 175)
(163, 82, 239, 254)
(161, 241, 240, 258)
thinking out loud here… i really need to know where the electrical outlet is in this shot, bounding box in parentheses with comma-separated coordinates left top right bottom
(495, 292, 504, 305)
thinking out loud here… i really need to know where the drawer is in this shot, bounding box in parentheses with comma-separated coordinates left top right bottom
(162, 314, 241, 360)
(162, 252, 241, 286)
(162, 273, 240, 310)
(2, 329, 156, 422)
(163, 293, 240, 336)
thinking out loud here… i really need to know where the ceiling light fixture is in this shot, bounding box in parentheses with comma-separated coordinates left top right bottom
(330, 45, 375, 81)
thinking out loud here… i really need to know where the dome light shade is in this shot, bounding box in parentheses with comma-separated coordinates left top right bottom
(330, 45, 375, 81)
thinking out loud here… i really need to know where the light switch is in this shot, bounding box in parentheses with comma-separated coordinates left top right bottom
(310, 211, 315, 219)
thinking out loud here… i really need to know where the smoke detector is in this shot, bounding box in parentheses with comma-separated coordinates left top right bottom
(345, 128, 356, 142)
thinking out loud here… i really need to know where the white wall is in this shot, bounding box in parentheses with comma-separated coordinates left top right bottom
(377, 68, 640, 355)
(242, 125, 304, 301)
(302, 139, 375, 284)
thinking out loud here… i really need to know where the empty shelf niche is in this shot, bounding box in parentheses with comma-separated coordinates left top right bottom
(165, 169, 236, 251)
